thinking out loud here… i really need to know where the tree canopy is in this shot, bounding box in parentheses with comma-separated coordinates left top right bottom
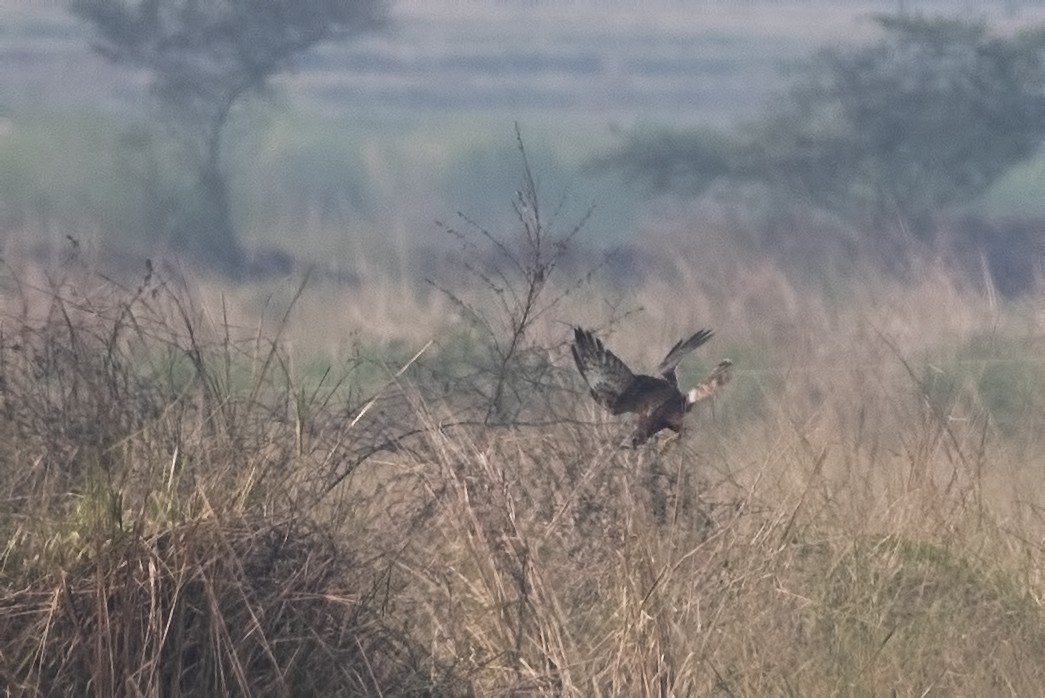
(71, 0, 388, 274)
(599, 15, 1045, 235)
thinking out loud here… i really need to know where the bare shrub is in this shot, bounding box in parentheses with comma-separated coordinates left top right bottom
(427, 126, 607, 427)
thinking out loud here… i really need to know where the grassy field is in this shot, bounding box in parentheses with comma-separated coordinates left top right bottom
(3, 2, 1045, 694)
(1, 202, 1045, 693)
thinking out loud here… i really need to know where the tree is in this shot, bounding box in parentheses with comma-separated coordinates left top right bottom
(599, 15, 1045, 236)
(71, 0, 388, 274)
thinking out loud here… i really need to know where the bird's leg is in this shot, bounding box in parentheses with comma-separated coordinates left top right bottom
(645, 449, 668, 525)
(625, 424, 649, 449)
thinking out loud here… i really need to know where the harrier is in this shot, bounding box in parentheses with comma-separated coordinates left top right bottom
(571, 327, 732, 447)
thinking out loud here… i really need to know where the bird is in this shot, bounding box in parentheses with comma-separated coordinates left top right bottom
(570, 327, 732, 448)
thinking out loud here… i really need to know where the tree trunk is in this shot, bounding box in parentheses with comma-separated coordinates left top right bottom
(169, 140, 245, 276)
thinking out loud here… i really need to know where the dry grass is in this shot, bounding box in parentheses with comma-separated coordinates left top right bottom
(1, 233, 1045, 696)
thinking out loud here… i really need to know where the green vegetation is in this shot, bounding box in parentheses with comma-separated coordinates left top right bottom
(0, 106, 634, 271)
(597, 14, 1045, 290)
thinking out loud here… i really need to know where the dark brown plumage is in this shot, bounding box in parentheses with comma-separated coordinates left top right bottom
(571, 327, 732, 447)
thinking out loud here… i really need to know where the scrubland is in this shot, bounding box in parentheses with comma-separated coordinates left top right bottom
(4, 3, 1045, 692)
(1, 203, 1044, 697)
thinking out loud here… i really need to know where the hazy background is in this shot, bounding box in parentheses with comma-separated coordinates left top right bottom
(4, 0, 1045, 287)
(9, 5, 1045, 694)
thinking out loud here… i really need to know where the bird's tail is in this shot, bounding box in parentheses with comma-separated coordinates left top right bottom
(686, 359, 733, 405)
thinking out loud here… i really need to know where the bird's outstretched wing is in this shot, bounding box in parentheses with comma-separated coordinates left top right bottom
(571, 328, 636, 414)
(687, 359, 733, 404)
(656, 329, 714, 387)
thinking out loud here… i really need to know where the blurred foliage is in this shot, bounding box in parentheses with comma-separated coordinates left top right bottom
(916, 331, 1045, 438)
(588, 125, 733, 195)
(68, 0, 388, 275)
(0, 108, 630, 270)
(599, 15, 1045, 235)
(0, 110, 186, 244)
